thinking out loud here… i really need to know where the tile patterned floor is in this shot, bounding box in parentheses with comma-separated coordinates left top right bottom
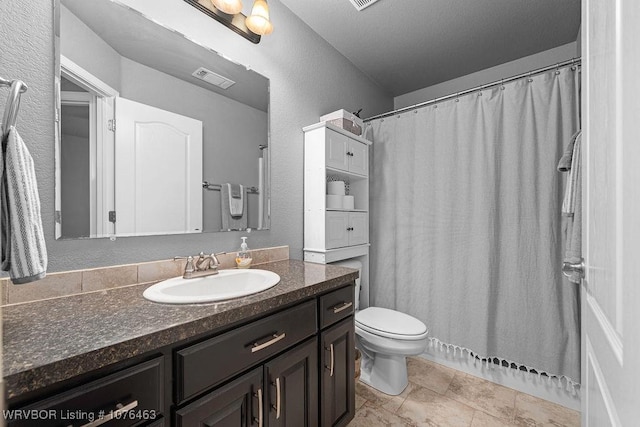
(348, 357, 580, 427)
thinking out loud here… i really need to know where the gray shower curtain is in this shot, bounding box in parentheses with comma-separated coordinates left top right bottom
(369, 67, 581, 382)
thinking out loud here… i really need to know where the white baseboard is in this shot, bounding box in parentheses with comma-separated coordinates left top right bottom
(419, 348, 581, 412)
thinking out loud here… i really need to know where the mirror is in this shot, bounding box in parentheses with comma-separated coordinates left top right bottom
(55, 0, 270, 239)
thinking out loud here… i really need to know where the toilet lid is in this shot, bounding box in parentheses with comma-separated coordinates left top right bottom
(356, 307, 428, 338)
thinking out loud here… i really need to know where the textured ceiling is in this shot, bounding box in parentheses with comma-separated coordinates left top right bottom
(279, 0, 581, 97)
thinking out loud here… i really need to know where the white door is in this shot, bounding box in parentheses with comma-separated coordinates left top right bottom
(348, 140, 368, 176)
(115, 97, 203, 236)
(582, 0, 640, 425)
(326, 129, 349, 172)
(326, 211, 349, 249)
(348, 212, 368, 246)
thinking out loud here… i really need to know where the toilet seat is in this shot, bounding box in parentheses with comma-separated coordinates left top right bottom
(356, 307, 428, 341)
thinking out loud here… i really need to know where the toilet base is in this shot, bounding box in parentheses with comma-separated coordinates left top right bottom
(358, 350, 409, 396)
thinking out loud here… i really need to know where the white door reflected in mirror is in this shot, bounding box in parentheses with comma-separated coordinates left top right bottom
(114, 97, 203, 237)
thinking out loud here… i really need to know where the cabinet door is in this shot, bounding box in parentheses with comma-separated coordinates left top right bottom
(348, 141, 368, 176)
(175, 367, 262, 427)
(265, 338, 318, 427)
(7, 358, 164, 427)
(348, 212, 368, 246)
(326, 212, 349, 249)
(321, 317, 355, 427)
(326, 130, 349, 172)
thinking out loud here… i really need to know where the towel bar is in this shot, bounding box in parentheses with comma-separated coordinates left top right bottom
(202, 181, 259, 194)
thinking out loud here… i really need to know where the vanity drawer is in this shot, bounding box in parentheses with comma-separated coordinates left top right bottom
(176, 300, 317, 403)
(8, 357, 164, 427)
(319, 285, 355, 329)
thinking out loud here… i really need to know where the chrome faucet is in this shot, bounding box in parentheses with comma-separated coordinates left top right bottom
(174, 252, 226, 279)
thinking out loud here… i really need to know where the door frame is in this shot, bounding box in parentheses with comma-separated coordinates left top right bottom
(58, 56, 118, 238)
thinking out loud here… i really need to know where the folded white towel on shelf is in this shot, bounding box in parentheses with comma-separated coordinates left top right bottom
(1, 126, 47, 284)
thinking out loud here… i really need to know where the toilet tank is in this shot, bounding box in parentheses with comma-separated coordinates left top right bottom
(331, 259, 361, 311)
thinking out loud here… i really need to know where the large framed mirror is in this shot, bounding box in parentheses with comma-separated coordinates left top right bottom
(54, 0, 270, 239)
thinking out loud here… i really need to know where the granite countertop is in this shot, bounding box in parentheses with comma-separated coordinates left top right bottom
(2, 260, 358, 399)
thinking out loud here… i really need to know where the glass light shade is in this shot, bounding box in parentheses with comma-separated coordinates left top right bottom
(246, 0, 273, 35)
(211, 0, 243, 15)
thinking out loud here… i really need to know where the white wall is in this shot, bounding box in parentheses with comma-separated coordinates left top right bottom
(394, 42, 579, 109)
(0, 0, 392, 272)
(60, 5, 121, 91)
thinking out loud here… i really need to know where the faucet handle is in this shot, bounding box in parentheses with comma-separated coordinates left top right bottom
(210, 252, 226, 267)
(174, 255, 195, 278)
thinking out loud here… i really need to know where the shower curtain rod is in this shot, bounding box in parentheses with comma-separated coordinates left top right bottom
(364, 57, 582, 122)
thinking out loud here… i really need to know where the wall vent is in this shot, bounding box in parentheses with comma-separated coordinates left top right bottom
(192, 67, 236, 89)
(348, 0, 380, 11)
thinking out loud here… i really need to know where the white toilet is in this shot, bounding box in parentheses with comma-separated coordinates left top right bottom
(333, 260, 429, 396)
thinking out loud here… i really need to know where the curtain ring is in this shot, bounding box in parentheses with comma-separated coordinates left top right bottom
(500, 79, 505, 90)
(527, 72, 533, 83)
(455, 92, 460, 102)
(571, 58, 577, 71)
(555, 63, 561, 75)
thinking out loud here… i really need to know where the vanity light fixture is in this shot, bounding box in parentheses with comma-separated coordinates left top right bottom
(183, 0, 273, 44)
(246, 0, 274, 36)
(210, 0, 243, 15)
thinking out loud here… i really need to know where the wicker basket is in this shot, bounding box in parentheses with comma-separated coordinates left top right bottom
(321, 109, 364, 136)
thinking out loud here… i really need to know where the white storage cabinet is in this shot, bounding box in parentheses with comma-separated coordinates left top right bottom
(303, 122, 371, 307)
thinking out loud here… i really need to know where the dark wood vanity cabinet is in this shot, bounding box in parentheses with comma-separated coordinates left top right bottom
(321, 318, 355, 427)
(7, 358, 165, 427)
(175, 337, 319, 427)
(173, 285, 354, 427)
(175, 300, 317, 404)
(318, 284, 356, 427)
(265, 338, 318, 426)
(8, 284, 355, 427)
(175, 367, 262, 427)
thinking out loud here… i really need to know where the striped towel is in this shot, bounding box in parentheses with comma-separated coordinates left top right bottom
(1, 126, 47, 283)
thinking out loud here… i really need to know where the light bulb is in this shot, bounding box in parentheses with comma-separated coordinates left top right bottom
(211, 0, 243, 15)
(246, 0, 273, 35)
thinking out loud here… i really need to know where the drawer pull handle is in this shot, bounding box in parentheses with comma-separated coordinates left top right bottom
(326, 344, 335, 376)
(251, 332, 286, 353)
(253, 388, 263, 427)
(332, 301, 353, 314)
(77, 400, 139, 427)
(273, 377, 281, 419)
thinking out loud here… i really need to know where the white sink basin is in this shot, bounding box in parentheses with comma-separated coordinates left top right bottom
(143, 269, 281, 304)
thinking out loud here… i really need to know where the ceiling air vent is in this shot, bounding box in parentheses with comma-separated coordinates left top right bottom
(348, 0, 380, 11)
(192, 67, 236, 89)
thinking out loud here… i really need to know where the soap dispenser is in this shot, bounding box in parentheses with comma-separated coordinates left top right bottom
(235, 237, 252, 269)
